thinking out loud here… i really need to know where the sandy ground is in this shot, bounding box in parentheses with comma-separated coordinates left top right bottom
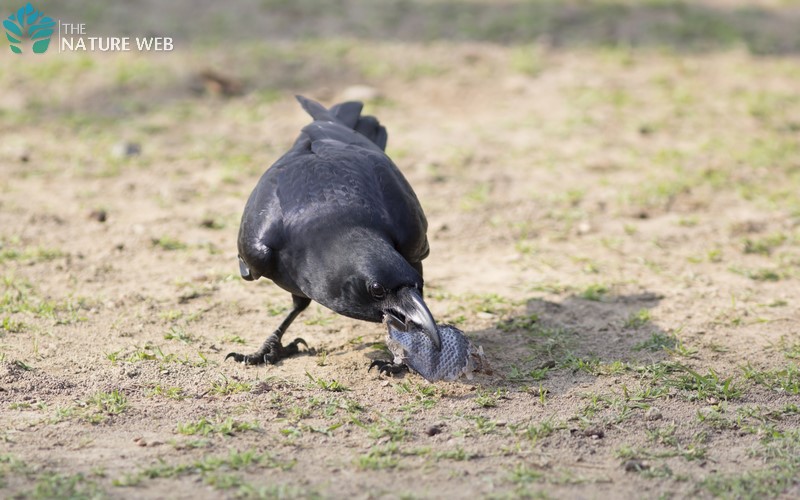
(2, 1, 800, 499)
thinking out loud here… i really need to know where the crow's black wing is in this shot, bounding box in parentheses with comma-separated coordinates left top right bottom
(237, 97, 428, 281)
(295, 122, 429, 266)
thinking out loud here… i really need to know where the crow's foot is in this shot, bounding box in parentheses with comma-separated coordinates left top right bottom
(369, 360, 409, 377)
(226, 334, 307, 365)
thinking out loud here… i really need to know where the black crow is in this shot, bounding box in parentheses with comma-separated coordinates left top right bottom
(226, 96, 439, 365)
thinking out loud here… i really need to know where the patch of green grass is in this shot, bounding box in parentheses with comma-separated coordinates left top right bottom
(461, 415, 500, 436)
(124, 342, 210, 367)
(301, 421, 344, 438)
(700, 427, 800, 497)
(59, 390, 130, 423)
(616, 437, 706, 463)
(303, 312, 333, 326)
(0, 246, 64, 265)
(523, 325, 575, 361)
(265, 303, 289, 316)
(667, 366, 742, 402)
(668, 338, 699, 358)
(210, 375, 252, 395)
(624, 309, 651, 329)
(160, 309, 183, 322)
(634, 332, 678, 352)
(1, 316, 25, 333)
(105, 350, 122, 364)
(435, 447, 473, 461)
(625, 174, 693, 212)
(743, 233, 787, 255)
(222, 334, 246, 344)
(305, 371, 349, 392)
(203, 472, 244, 490)
(0, 454, 29, 487)
(577, 392, 614, 421)
(508, 363, 552, 382)
(509, 464, 544, 485)
(353, 415, 410, 443)
(696, 406, 736, 430)
(88, 389, 128, 416)
(176, 417, 259, 437)
(579, 284, 608, 301)
(730, 266, 782, 282)
(509, 44, 544, 77)
(357, 443, 401, 471)
(291, 395, 355, 422)
(471, 293, 516, 315)
(522, 418, 562, 443)
(562, 354, 600, 375)
(646, 423, 678, 447)
(573, 256, 601, 274)
(25, 472, 104, 499)
(497, 314, 539, 333)
(474, 389, 507, 409)
(633, 360, 682, 382)
(11, 359, 33, 371)
(164, 326, 195, 343)
(146, 384, 186, 400)
(49, 405, 77, 424)
(701, 465, 798, 499)
(0, 275, 92, 323)
(781, 339, 800, 360)
(114, 448, 294, 489)
(395, 381, 438, 411)
(596, 360, 630, 376)
(743, 363, 800, 395)
(707, 248, 724, 263)
(286, 403, 311, 421)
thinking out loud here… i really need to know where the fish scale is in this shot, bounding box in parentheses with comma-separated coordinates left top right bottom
(387, 324, 491, 382)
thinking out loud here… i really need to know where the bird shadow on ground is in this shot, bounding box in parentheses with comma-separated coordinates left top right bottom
(467, 292, 671, 394)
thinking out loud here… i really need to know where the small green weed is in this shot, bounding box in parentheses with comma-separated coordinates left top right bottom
(176, 417, 259, 437)
(305, 371, 349, 392)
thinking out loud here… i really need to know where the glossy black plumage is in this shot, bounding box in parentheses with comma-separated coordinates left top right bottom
(228, 96, 436, 365)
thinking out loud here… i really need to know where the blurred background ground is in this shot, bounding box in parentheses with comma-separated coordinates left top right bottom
(1, 1, 800, 498)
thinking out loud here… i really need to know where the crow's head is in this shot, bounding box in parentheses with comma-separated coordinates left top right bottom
(313, 234, 440, 350)
(356, 263, 440, 351)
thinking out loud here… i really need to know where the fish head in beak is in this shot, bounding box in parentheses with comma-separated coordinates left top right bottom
(383, 286, 440, 350)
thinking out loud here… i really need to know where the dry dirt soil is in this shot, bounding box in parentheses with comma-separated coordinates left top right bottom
(2, 1, 800, 499)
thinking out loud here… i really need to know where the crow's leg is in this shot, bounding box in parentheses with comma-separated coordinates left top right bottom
(226, 295, 311, 365)
(368, 360, 409, 377)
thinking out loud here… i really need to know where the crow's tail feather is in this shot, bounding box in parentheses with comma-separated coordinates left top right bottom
(296, 95, 388, 151)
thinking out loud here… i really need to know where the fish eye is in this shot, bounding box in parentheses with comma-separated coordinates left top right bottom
(368, 282, 386, 299)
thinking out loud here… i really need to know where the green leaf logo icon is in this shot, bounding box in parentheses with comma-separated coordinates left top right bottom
(4, 3, 55, 54)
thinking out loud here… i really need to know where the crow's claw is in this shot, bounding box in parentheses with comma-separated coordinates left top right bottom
(369, 360, 409, 377)
(226, 334, 308, 365)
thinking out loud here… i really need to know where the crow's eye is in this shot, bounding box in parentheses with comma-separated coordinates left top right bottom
(369, 282, 386, 299)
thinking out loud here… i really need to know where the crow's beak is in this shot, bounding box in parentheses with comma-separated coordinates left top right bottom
(238, 256, 255, 281)
(385, 287, 441, 350)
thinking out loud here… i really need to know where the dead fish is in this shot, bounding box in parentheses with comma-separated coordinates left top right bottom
(383, 324, 492, 382)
